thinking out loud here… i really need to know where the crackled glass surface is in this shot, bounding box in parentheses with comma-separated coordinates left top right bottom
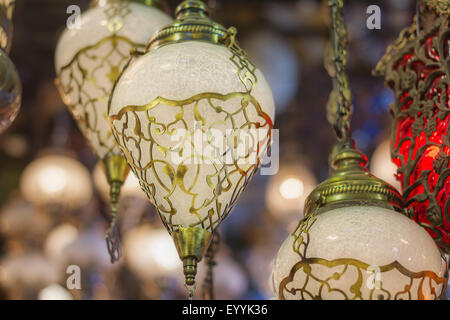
(0, 48, 21, 134)
(273, 206, 446, 300)
(54, 1, 171, 159)
(109, 40, 275, 231)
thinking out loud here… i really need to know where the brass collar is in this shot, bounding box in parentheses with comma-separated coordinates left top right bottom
(304, 139, 404, 216)
(147, 0, 228, 51)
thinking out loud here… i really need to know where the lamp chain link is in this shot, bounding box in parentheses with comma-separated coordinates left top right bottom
(105, 181, 122, 263)
(325, 0, 353, 142)
(202, 232, 220, 300)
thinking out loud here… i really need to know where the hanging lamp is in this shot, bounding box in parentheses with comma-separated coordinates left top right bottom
(373, 0, 450, 254)
(108, 0, 275, 295)
(272, 0, 447, 300)
(54, 0, 172, 262)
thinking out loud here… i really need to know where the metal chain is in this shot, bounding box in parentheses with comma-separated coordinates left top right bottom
(105, 181, 122, 263)
(202, 232, 220, 300)
(325, 0, 353, 142)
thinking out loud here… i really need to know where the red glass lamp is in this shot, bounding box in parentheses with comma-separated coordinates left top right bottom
(374, 2, 450, 254)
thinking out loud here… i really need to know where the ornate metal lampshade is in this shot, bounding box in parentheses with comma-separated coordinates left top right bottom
(374, 1, 450, 254)
(54, 0, 172, 262)
(108, 0, 275, 292)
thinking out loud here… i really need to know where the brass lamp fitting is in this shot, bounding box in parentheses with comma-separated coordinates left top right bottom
(172, 227, 213, 287)
(147, 0, 228, 51)
(304, 139, 404, 217)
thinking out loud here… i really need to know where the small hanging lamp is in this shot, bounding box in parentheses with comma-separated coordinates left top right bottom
(272, 0, 447, 300)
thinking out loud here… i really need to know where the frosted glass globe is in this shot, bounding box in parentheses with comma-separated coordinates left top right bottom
(273, 206, 446, 300)
(20, 154, 93, 209)
(55, 1, 172, 159)
(109, 40, 275, 231)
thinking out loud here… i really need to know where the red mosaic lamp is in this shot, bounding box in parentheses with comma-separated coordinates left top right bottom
(374, 1, 450, 254)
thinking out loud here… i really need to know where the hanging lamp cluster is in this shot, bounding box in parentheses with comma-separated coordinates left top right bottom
(272, 0, 447, 300)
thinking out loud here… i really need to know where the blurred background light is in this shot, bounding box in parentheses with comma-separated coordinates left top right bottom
(19, 154, 93, 210)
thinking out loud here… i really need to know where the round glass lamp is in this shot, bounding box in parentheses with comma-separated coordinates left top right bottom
(20, 154, 93, 210)
(54, 0, 172, 262)
(109, 0, 275, 289)
(272, 141, 447, 300)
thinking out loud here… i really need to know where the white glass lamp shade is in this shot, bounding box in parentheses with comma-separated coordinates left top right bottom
(265, 164, 317, 220)
(109, 40, 275, 232)
(54, 1, 172, 159)
(273, 206, 446, 300)
(93, 161, 146, 200)
(370, 139, 401, 191)
(123, 224, 181, 279)
(20, 154, 93, 209)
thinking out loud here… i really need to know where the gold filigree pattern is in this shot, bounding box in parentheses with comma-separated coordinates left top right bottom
(110, 92, 273, 233)
(57, 35, 144, 159)
(109, 37, 273, 234)
(278, 214, 447, 300)
(375, 16, 450, 253)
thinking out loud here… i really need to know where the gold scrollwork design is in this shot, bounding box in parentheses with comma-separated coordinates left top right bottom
(278, 214, 447, 300)
(109, 26, 272, 234)
(57, 35, 144, 159)
(375, 16, 450, 253)
(110, 91, 273, 233)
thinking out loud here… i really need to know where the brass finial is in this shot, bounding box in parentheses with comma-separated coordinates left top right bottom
(102, 155, 130, 263)
(147, 0, 228, 51)
(172, 227, 213, 289)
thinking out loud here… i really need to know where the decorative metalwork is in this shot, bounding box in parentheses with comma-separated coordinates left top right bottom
(278, 214, 447, 300)
(374, 15, 450, 254)
(147, 0, 228, 50)
(202, 232, 220, 300)
(56, 35, 143, 160)
(110, 26, 273, 235)
(325, 0, 352, 142)
(55, 0, 155, 262)
(109, 1, 273, 290)
(424, 0, 450, 15)
(305, 0, 404, 217)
